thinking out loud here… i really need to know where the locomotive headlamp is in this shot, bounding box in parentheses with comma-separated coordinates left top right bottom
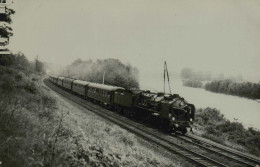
(190, 118, 193, 122)
(172, 117, 175, 121)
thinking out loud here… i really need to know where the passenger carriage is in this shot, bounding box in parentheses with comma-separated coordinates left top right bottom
(87, 83, 124, 105)
(63, 78, 76, 90)
(50, 75, 58, 84)
(54, 76, 59, 84)
(57, 77, 65, 87)
(53, 76, 59, 84)
(49, 76, 54, 83)
(72, 80, 90, 96)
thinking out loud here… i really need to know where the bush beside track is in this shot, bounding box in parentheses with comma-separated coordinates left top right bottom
(194, 107, 260, 156)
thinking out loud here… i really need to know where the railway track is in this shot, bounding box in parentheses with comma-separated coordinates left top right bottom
(44, 79, 260, 167)
(175, 134, 260, 167)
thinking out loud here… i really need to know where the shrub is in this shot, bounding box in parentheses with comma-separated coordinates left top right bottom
(195, 107, 260, 156)
(195, 107, 225, 125)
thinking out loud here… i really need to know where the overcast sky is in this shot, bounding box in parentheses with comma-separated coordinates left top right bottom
(8, 0, 260, 82)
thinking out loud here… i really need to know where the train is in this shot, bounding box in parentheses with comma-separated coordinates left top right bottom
(49, 75, 195, 134)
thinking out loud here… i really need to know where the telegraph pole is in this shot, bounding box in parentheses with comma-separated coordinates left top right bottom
(102, 71, 106, 84)
(164, 61, 172, 94)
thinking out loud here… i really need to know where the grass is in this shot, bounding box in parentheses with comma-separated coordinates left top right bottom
(194, 107, 260, 157)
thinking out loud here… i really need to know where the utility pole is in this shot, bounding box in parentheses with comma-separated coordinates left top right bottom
(102, 71, 105, 84)
(164, 61, 172, 94)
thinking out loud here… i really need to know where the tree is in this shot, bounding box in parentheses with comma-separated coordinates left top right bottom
(35, 56, 45, 73)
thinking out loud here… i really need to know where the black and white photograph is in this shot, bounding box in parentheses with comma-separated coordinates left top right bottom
(0, 0, 260, 166)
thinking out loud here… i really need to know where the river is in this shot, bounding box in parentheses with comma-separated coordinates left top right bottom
(140, 77, 260, 130)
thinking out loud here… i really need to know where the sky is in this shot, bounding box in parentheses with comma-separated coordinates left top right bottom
(7, 0, 260, 82)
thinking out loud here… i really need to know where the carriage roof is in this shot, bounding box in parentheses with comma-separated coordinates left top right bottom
(88, 83, 125, 91)
(73, 80, 91, 86)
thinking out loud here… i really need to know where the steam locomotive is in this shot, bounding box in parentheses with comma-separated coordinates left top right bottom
(49, 76, 195, 134)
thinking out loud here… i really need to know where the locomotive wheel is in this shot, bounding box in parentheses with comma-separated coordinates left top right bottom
(161, 119, 173, 133)
(180, 128, 187, 135)
(115, 106, 122, 114)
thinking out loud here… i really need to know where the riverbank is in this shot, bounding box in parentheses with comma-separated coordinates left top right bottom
(193, 107, 260, 157)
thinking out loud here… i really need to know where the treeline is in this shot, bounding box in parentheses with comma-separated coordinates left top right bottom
(0, 53, 45, 74)
(205, 80, 260, 99)
(182, 79, 203, 88)
(62, 58, 139, 89)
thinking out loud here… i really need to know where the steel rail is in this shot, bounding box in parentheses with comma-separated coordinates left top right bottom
(176, 134, 260, 167)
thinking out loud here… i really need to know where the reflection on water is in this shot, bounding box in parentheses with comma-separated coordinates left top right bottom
(140, 78, 260, 130)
